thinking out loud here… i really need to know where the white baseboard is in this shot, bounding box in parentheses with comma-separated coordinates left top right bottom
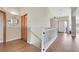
(0, 38, 21, 43)
(6, 38, 21, 42)
(28, 41, 32, 44)
(32, 42, 41, 49)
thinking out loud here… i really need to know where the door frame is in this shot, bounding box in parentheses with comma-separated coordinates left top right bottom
(0, 10, 6, 43)
(21, 14, 27, 42)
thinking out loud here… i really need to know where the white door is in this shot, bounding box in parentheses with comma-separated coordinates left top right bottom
(0, 16, 3, 43)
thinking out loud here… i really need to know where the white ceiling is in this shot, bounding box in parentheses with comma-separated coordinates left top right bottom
(4, 7, 70, 16)
(3, 7, 79, 17)
(3, 7, 22, 15)
(48, 7, 70, 17)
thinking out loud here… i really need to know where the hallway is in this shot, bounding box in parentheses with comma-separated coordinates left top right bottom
(0, 39, 40, 52)
(0, 7, 79, 52)
(47, 33, 79, 52)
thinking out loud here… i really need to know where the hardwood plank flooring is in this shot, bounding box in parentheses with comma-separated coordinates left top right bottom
(1, 33, 79, 52)
(0, 39, 40, 52)
(47, 33, 79, 52)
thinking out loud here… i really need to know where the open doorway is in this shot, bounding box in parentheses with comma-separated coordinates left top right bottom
(0, 10, 6, 43)
(64, 21, 67, 33)
(58, 20, 67, 33)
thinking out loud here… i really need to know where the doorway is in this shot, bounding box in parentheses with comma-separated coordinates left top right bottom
(64, 21, 67, 33)
(58, 20, 67, 33)
(21, 14, 27, 42)
(0, 10, 6, 43)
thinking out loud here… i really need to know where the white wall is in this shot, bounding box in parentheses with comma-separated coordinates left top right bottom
(6, 13, 21, 41)
(76, 16, 79, 33)
(23, 7, 50, 48)
(0, 8, 21, 42)
(27, 7, 70, 48)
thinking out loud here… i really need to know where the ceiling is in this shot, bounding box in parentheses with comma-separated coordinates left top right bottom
(2, 7, 79, 17)
(48, 7, 70, 17)
(3, 7, 22, 15)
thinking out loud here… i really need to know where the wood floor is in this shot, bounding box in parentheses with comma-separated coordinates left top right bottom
(47, 33, 79, 52)
(0, 39, 40, 52)
(1, 33, 79, 52)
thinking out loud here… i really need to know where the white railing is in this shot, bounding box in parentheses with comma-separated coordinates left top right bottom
(41, 28, 57, 52)
(29, 29, 42, 48)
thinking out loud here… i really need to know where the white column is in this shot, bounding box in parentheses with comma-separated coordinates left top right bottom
(71, 16, 76, 37)
(68, 8, 71, 34)
(67, 19, 69, 33)
(71, 7, 77, 37)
